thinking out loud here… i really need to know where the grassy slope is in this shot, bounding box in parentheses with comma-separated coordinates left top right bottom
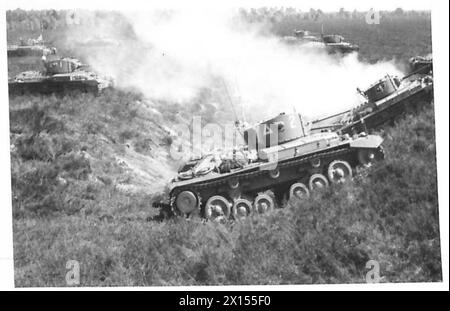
(13, 105, 441, 286)
(9, 90, 177, 220)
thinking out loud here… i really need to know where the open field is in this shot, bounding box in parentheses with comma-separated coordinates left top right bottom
(7, 9, 440, 286)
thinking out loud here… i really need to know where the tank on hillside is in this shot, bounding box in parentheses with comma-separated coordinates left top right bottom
(282, 30, 359, 54)
(8, 53, 113, 95)
(310, 71, 434, 135)
(7, 35, 54, 57)
(152, 112, 384, 222)
(404, 56, 433, 82)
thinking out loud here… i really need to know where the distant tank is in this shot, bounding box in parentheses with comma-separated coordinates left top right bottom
(152, 112, 384, 222)
(310, 70, 433, 135)
(404, 56, 433, 82)
(321, 34, 360, 54)
(8, 54, 113, 95)
(282, 30, 359, 54)
(7, 35, 53, 57)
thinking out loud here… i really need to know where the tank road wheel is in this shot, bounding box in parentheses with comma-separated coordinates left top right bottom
(204, 195, 231, 223)
(289, 183, 310, 201)
(308, 174, 329, 191)
(358, 147, 384, 167)
(253, 193, 275, 215)
(232, 198, 253, 220)
(327, 160, 353, 184)
(175, 191, 200, 216)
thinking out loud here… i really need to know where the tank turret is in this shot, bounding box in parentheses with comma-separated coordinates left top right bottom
(243, 112, 307, 151)
(361, 75, 400, 103)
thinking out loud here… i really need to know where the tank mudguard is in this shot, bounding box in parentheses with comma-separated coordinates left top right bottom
(349, 135, 384, 149)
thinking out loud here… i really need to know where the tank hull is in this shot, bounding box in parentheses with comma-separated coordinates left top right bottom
(325, 44, 360, 54)
(8, 80, 106, 95)
(7, 46, 49, 57)
(160, 134, 384, 221)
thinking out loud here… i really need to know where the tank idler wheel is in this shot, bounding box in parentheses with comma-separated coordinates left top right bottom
(232, 198, 253, 220)
(289, 183, 310, 201)
(253, 193, 275, 214)
(308, 174, 329, 191)
(174, 190, 200, 216)
(327, 160, 353, 184)
(204, 195, 231, 223)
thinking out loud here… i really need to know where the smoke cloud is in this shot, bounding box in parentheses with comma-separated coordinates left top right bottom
(66, 8, 402, 121)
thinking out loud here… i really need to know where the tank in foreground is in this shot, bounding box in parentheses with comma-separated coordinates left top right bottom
(152, 112, 384, 222)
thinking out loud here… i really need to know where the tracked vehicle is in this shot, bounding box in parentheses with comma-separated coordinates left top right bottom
(321, 34, 360, 54)
(311, 69, 433, 135)
(8, 56, 112, 95)
(7, 35, 53, 57)
(153, 112, 384, 222)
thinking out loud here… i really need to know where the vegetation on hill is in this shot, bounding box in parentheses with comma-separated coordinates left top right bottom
(13, 104, 441, 286)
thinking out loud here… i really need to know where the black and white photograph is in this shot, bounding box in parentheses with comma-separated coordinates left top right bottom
(0, 0, 448, 291)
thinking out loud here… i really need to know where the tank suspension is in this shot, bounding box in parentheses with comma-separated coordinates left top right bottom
(232, 198, 253, 220)
(289, 182, 310, 201)
(204, 195, 231, 223)
(308, 173, 329, 191)
(227, 177, 240, 189)
(253, 192, 275, 214)
(357, 147, 384, 167)
(327, 160, 353, 184)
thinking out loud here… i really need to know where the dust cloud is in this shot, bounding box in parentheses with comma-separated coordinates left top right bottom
(65, 8, 402, 121)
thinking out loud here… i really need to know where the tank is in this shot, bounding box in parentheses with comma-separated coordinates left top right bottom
(8, 55, 113, 95)
(404, 56, 433, 82)
(321, 34, 360, 54)
(310, 71, 434, 135)
(282, 29, 321, 45)
(152, 112, 384, 222)
(282, 30, 359, 54)
(7, 35, 53, 57)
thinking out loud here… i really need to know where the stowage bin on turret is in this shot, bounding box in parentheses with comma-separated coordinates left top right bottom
(152, 112, 385, 222)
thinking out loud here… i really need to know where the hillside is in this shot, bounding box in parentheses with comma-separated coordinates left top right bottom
(12, 104, 441, 286)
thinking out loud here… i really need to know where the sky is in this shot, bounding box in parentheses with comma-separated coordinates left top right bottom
(3, 0, 432, 11)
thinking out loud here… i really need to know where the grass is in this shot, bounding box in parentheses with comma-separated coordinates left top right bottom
(13, 105, 441, 286)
